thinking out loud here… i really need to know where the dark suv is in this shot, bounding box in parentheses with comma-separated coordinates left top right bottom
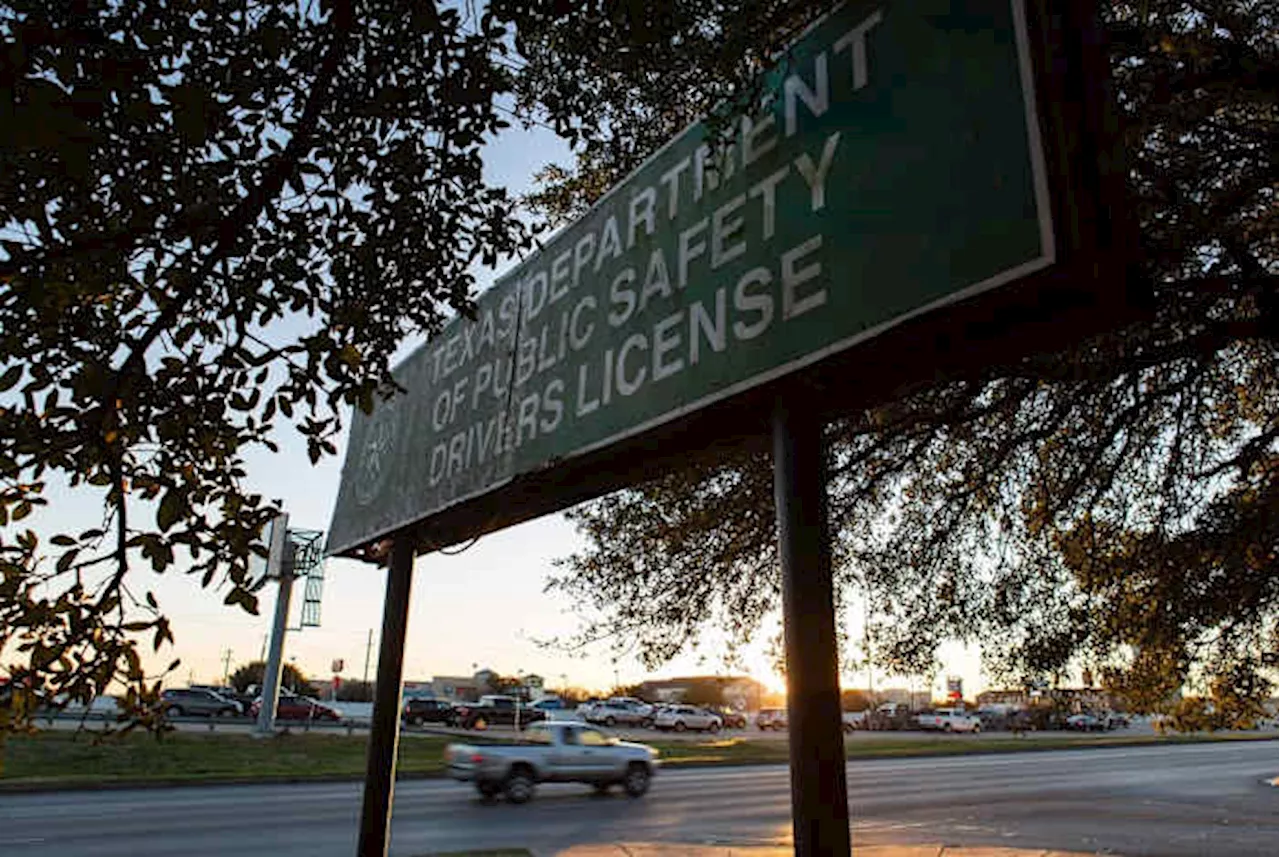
(403, 698, 458, 727)
(161, 688, 240, 718)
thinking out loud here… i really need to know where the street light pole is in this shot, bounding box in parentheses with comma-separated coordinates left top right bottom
(362, 628, 374, 685)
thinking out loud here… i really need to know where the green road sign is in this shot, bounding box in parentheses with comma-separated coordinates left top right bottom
(326, 0, 1054, 556)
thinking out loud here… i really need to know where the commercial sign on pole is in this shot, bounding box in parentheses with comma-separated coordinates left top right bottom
(326, 0, 1125, 557)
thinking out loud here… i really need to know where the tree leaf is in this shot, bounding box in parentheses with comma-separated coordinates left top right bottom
(0, 365, 21, 391)
(157, 489, 185, 532)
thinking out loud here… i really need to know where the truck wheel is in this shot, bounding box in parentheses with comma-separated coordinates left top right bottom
(166, 705, 184, 718)
(623, 764, 650, 798)
(973, 724, 981, 734)
(674, 721, 687, 732)
(604, 716, 616, 727)
(944, 723, 953, 733)
(708, 721, 720, 733)
(504, 769, 535, 804)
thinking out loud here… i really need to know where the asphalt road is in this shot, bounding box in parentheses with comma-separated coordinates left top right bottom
(1, 741, 1274, 856)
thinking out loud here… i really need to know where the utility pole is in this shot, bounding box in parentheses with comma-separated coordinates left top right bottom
(515, 669, 523, 732)
(221, 648, 234, 686)
(865, 592, 873, 702)
(362, 628, 374, 685)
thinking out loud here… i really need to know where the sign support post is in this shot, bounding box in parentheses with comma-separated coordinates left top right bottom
(255, 512, 292, 735)
(357, 534, 416, 857)
(773, 396, 850, 855)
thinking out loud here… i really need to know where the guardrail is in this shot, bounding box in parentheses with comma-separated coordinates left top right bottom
(35, 709, 374, 734)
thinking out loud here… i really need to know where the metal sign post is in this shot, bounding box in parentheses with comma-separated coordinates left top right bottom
(255, 512, 292, 735)
(773, 396, 850, 855)
(357, 535, 416, 857)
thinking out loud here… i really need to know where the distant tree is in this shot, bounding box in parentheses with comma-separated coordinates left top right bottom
(548, 686, 594, 706)
(840, 689, 873, 713)
(609, 683, 647, 700)
(335, 680, 373, 703)
(228, 660, 307, 696)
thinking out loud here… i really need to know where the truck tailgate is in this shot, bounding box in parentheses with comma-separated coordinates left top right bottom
(445, 743, 486, 779)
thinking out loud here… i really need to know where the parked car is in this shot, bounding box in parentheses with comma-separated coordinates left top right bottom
(188, 684, 252, 714)
(586, 699, 653, 728)
(161, 688, 241, 718)
(1065, 713, 1110, 732)
(403, 697, 459, 727)
(606, 696, 651, 710)
(756, 708, 788, 730)
(712, 707, 748, 729)
(915, 707, 982, 733)
(249, 694, 341, 722)
(454, 695, 546, 730)
(0, 678, 49, 713)
(531, 697, 565, 713)
(1105, 712, 1131, 729)
(654, 704, 722, 733)
(865, 702, 914, 731)
(446, 720, 659, 803)
(842, 710, 869, 732)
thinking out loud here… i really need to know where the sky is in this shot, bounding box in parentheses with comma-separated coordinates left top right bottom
(10, 101, 989, 705)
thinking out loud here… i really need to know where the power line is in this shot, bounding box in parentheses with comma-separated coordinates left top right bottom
(493, 101, 559, 135)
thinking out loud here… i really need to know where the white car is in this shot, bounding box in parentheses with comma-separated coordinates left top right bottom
(654, 704, 722, 733)
(586, 699, 653, 727)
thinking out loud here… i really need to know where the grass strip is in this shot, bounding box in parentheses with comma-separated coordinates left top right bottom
(1, 730, 454, 787)
(1, 728, 1271, 791)
(651, 731, 1273, 768)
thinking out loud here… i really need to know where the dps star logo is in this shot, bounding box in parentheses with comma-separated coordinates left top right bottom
(354, 402, 398, 507)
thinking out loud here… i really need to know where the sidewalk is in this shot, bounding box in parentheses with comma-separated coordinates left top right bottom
(549, 845, 1108, 856)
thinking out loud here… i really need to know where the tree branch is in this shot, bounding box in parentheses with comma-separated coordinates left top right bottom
(114, 0, 356, 383)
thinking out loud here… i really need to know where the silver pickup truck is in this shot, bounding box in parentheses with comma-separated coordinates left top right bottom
(446, 720, 659, 803)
